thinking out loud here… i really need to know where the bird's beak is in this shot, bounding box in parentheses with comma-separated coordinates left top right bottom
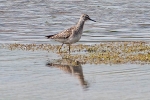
(89, 18, 96, 22)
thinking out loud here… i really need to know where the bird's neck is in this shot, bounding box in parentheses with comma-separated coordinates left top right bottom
(76, 19, 85, 31)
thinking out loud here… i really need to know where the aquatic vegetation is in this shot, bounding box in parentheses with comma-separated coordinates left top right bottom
(1, 41, 150, 64)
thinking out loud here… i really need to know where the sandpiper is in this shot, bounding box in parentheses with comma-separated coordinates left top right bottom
(46, 14, 96, 53)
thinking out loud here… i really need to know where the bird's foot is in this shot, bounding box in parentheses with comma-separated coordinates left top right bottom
(57, 51, 68, 54)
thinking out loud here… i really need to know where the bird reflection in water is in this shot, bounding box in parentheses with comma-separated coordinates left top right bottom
(46, 57, 89, 89)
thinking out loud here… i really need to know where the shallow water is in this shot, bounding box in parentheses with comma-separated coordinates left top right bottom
(0, 0, 150, 100)
(1, 48, 150, 100)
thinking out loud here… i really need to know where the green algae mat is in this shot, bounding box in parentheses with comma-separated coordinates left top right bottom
(1, 41, 150, 64)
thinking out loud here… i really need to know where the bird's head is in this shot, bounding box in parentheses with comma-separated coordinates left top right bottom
(80, 14, 96, 22)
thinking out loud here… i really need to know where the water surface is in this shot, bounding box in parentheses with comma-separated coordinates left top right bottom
(0, 0, 150, 100)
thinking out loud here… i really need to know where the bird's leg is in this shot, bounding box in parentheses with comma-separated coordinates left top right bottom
(59, 43, 64, 52)
(69, 44, 71, 54)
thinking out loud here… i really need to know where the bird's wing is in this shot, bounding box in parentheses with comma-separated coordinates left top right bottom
(50, 26, 75, 39)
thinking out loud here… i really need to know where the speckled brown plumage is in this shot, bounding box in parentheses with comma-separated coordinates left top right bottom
(46, 14, 96, 53)
(46, 27, 75, 39)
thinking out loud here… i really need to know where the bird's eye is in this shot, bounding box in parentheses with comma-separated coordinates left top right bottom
(86, 16, 89, 18)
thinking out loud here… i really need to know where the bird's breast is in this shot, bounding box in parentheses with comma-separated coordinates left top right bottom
(68, 30, 83, 44)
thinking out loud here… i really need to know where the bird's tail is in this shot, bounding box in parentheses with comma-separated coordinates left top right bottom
(45, 35, 54, 39)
